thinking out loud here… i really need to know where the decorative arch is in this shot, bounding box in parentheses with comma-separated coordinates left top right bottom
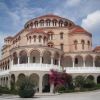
(47, 42, 54, 48)
(95, 56, 100, 67)
(13, 52, 18, 64)
(42, 74, 50, 92)
(74, 55, 83, 67)
(19, 50, 28, 64)
(81, 40, 85, 50)
(52, 19, 57, 26)
(29, 73, 39, 91)
(62, 56, 73, 67)
(30, 50, 40, 63)
(39, 19, 44, 26)
(53, 52, 59, 65)
(85, 55, 93, 67)
(59, 20, 63, 27)
(11, 74, 15, 89)
(46, 19, 51, 26)
(18, 73, 25, 80)
(97, 75, 100, 84)
(42, 50, 51, 64)
(74, 40, 78, 50)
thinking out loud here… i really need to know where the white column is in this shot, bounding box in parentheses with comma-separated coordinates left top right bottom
(58, 57, 61, 67)
(72, 58, 75, 68)
(51, 56, 54, 65)
(28, 56, 30, 63)
(40, 56, 42, 64)
(8, 76, 11, 89)
(39, 76, 42, 93)
(93, 57, 95, 67)
(18, 57, 19, 64)
(83, 58, 85, 67)
(50, 83, 54, 93)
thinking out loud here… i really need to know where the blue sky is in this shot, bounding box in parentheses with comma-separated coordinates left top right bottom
(0, 0, 100, 50)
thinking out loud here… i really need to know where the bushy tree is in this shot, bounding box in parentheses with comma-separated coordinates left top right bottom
(49, 70, 64, 87)
(49, 69, 72, 92)
(16, 76, 35, 98)
(74, 75, 85, 88)
(84, 76, 95, 88)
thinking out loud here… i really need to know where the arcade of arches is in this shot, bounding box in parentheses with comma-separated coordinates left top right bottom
(12, 50, 100, 67)
(1, 73, 100, 93)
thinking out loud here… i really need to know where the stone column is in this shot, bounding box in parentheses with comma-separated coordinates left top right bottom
(18, 57, 20, 64)
(58, 57, 61, 67)
(93, 57, 95, 67)
(40, 55, 42, 64)
(39, 76, 43, 93)
(28, 56, 30, 63)
(50, 83, 54, 93)
(51, 56, 54, 65)
(8, 76, 11, 89)
(72, 58, 75, 68)
(83, 57, 85, 67)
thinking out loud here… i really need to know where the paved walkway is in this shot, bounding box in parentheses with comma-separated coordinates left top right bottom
(0, 90, 100, 100)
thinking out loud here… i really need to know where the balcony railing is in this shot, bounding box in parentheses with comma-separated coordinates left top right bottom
(64, 67, 100, 73)
(10, 63, 62, 72)
(0, 64, 100, 76)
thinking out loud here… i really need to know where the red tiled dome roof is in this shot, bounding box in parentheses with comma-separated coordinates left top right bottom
(26, 28, 47, 36)
(69, 26, 92, 37)
(4, 36, 13, 41)
(37, 14, 62, 19)
(93, 46, 100, 52)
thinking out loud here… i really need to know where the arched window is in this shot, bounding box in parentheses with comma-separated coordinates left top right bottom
(81, 40, 85, 50)
(30, 22, 33, 28)
(29, 36, 31, 43)
(87, 40, 90, 49)
(33, 35, 36, 42)
(52, 19, 57, 26)
(60, 43, 64, 50)
(51, 34, 53, 40)
(39, 36, 42, 42)
(59, 20, 63, 27)
(46, 19, 51, 26)
(60, 32, 64, 39)
(40, 20, 44, 26)
(74, 40, 78, 50)
(64, 21, 68, 26)
(43, 37, 46, 44)
(34, 21, 38, 27)
(33, 57, 36, 63)
(47, 42, 54, 48)
(75, 58, 78, 64)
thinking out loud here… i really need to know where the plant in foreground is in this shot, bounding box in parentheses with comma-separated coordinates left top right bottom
(16, 76, 35, 98)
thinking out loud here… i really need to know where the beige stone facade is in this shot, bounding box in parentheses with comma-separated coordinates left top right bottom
(0, 14, 100, 93)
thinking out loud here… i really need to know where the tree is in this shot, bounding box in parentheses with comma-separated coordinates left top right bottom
(49, 70, 72, 92)
(74, 75, 85, 88)
(16, 76, 35, 98)
(49, 70, 64, 87)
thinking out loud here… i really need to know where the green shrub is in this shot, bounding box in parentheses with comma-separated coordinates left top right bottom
(54, 84, 66, 93)
(74, 75, 85, 88)
(87, 75, 94, 81)
(0, 86, 10, 94)
(84, 78, 95, 88)
(16, 76, 35, 98)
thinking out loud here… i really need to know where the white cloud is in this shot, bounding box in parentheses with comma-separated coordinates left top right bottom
(81, 10, 100, 32)
(81, 10, 100, 46)
(66, 0, 81, 6)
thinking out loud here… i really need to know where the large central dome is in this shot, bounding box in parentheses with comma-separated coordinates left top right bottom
(24, 14, 75, 29)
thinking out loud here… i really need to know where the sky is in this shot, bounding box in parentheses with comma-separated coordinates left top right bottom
(0, 0, 100, 55)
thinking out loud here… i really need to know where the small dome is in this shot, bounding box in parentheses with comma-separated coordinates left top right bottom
(69, 26, 92, 37)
